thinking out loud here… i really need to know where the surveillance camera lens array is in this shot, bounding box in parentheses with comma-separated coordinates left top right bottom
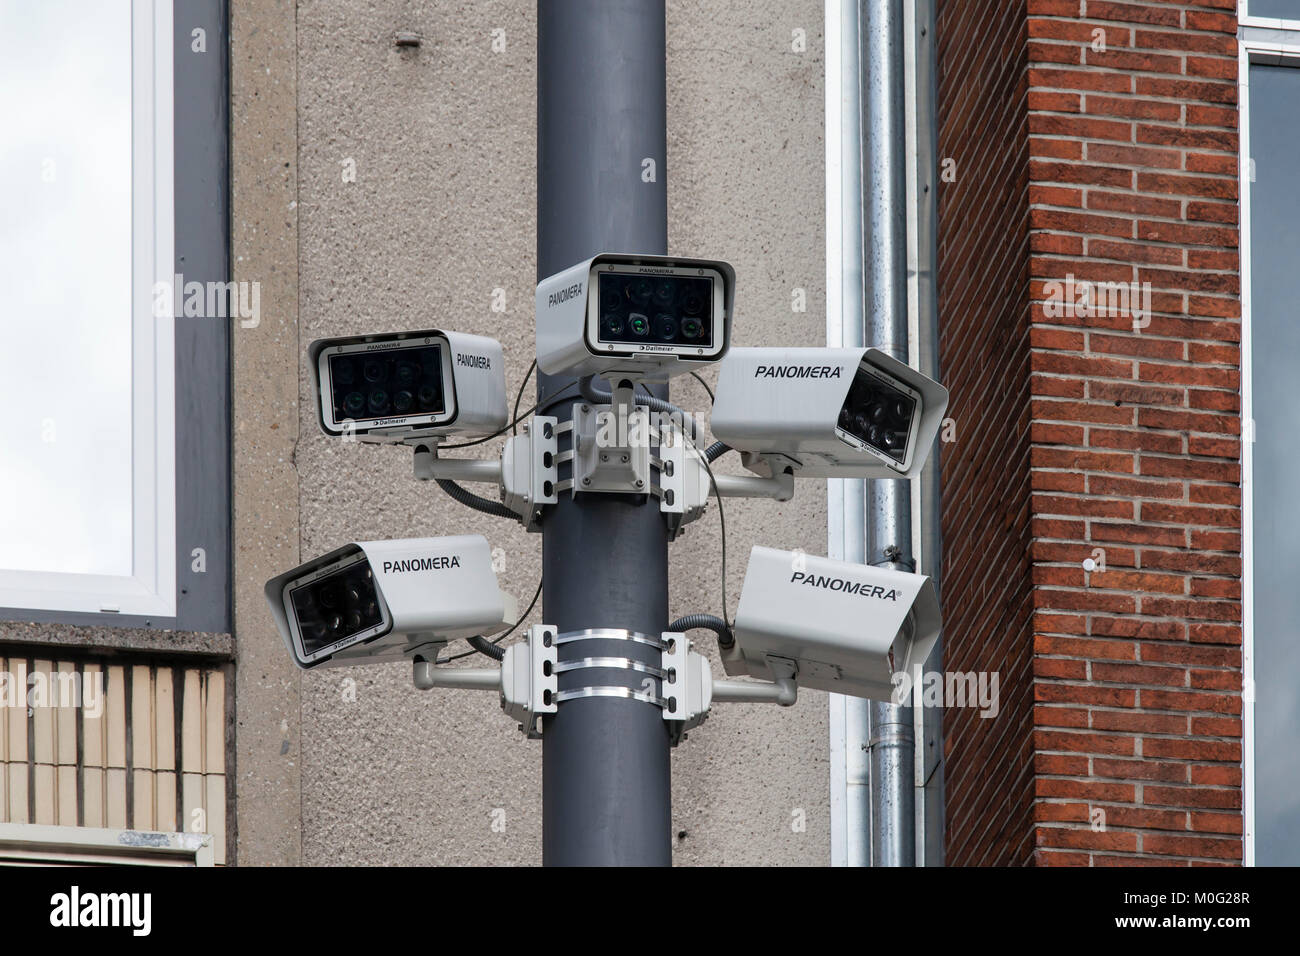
(291, 560, 383, 655)
(329, 344, 445, 425)
(597, 272, 714, 349)
(837, 366, 916, 464)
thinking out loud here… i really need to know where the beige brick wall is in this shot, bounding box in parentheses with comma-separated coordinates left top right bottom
(0, 656, 229, 864)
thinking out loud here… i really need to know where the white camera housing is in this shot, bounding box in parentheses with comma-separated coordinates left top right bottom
(263, 535, 516, 669)
(535, 253, 736, 382)
(709, 347, 949, 478)
(723, 546, 940, 701)
(309, 329, 507, 444)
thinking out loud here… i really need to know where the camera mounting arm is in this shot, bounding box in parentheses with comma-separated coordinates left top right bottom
(412, 441, 503, 484)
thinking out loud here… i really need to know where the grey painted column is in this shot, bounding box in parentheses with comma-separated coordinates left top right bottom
(536, 0, 673, 866)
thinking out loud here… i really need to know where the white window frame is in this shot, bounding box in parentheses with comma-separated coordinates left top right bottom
(0, 823, 213, 867)
(1237, 0, 1300, 867)
(0, 1, 175, 618)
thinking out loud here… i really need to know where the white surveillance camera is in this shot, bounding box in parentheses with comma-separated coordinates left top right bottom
(709, 346, 949, 478)
(723, 546, 940, 701)
(308, 329, 507, 444)
(535, 253, 736, 382)
(263, 535, 516, 669)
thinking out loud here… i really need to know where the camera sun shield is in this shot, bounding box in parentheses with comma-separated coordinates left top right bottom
(536, 253, 735, 382)
(709, 346, 949, 479)
(309, 329, 507, 444)
(724, 546, 941, 701)
(264, 535, 516, 669)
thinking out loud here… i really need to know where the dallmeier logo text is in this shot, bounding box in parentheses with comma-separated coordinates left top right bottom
(548, 282, 583, 307)
(791, 572, 898, 601)
(50, 886, 151, 936)
(383, 556, 461, 574)
(755, 365, 843, 379)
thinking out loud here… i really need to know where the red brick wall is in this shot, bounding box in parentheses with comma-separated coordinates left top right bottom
(938, 0, 1037, 867)
(940, 0, 1244, 865)
(1025, 0, 1243, 866)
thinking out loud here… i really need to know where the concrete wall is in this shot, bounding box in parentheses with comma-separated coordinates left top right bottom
(235, 0, 826, 865)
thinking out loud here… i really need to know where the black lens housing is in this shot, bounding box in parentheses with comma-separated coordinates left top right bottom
(291, 559, 384, 656)
(838, 366, 916, 464)
(329, 343, 445, 425)
(594, 272, 714, 349)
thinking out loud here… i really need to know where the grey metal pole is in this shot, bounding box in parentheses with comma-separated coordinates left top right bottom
(536, 0, 673, 866)
(860, 0, 916, 868)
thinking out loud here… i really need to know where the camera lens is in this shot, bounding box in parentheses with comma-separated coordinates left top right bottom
(602, 288, 623, 312)
(681, 290, 705, 316)
(628, 313, 650, 336)
(344, 392, 366, 416)
(333, 359, 355, 386)
(653, 315, 678, 340)
(889, 399, 911, 425)
(325, 613, 345, 635)
(319, 583, 343, 610)
(363, 359, 385, 383)
(868, 402, 887, 424)
(652, 280, 677, 308)
(681, 316, 703, 339)
(602, 314, 626, 337)
(368, 390, 389, 414)
(394, 363, 418, 387)
(628, 278, 654, 306)
(418, 385, 439, 409)
(393, 391, 414, 413)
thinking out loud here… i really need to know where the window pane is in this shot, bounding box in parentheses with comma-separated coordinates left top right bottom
(0, 0, 133, 576)
(1249, 64, 1300, 866)
(1250, 0, 1300, 20)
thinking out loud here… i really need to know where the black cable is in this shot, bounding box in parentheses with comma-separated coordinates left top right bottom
(512, 359, 536, 437)
(442, 576, 544, 662)
(698, 450, 731, 631)
(438, 359, 542, 449)
(689, 370, 715, 403)
(439, 404, 538, 450)
(704, 440, 731, 462)
(434, 478, 517, 520)
(667, 614, 733, 647)
(467, 635, 505, 661)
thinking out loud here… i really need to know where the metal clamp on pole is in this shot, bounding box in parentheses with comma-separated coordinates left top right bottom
(657, 422, 711, 539)
(501, 416, 560, 531)
(500, 624, 558, 738)
(569, 398, 652, 495)
(660, 633, 713, 744)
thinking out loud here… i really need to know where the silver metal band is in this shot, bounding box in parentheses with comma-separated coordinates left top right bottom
(553, 686, 667, 708)
(553, 627, 667, 649)
(553, 656, 667, 679)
